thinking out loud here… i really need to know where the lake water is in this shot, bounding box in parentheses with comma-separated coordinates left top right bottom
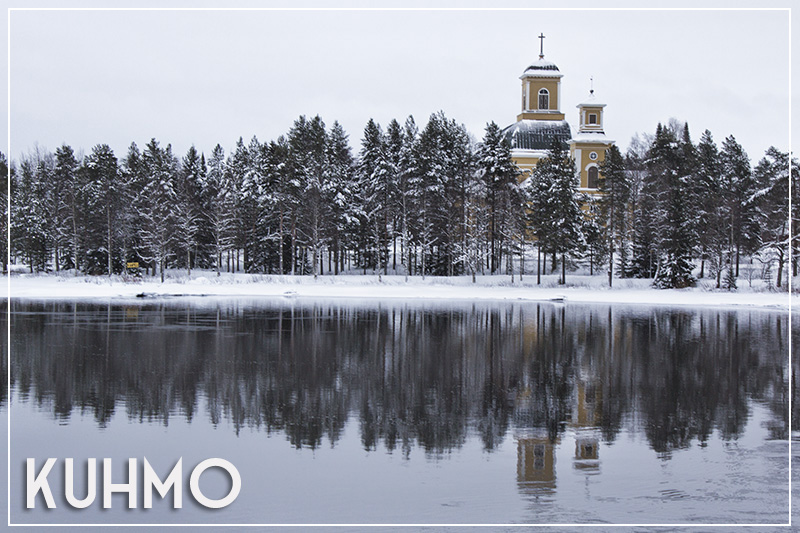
(2, 298, 794, 528)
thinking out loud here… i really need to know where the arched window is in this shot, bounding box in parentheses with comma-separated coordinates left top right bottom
(538, 88, 549, 110)
(587, 166, 599, 189)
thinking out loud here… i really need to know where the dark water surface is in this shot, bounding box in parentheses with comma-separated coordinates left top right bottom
(1, 298, 793, 527)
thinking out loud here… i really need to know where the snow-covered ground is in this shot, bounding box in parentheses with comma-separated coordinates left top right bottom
(3, 269, 795, 310)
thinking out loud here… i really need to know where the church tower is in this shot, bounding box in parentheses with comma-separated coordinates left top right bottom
(502, 34, 572, 179)
(517, 34, 566, 122)
(569, 83, 614, 194)
(502, 36, 614, 187)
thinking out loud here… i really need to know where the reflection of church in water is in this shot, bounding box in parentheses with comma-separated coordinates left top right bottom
(515, 375, 601, 492)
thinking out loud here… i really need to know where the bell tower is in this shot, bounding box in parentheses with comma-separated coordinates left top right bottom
(517, 34, 565, 122)
(569, 81, 614, 192)
(576, 80, 606, 135)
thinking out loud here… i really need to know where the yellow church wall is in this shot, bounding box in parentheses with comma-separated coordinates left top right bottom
(581, 107, 604, 125)
(517, 111, 566, 121)
(573, 143, 610, 189)
(523, 78, 561, 110)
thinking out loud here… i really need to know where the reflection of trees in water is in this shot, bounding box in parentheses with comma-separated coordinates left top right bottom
(9, 300, 789, 454)
(0, 301, 6, 406)
(792, 316, 800, 436)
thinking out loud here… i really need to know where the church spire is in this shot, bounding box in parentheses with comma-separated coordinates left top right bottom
(538, 33, 546, 59)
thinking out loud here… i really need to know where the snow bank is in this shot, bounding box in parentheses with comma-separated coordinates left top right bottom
(2, 270, 794, 310)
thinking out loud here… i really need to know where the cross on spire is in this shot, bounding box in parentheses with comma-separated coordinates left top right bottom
(590, 76, 594, 95)
(538, 33, 546, 59)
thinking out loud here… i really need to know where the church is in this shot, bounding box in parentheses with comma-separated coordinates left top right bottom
(501, 35, 613, 193)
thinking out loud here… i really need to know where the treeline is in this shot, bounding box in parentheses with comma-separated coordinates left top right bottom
(6, 113, 797, 289)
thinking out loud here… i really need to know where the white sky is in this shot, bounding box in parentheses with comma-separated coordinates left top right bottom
(3, 3, 795, 166)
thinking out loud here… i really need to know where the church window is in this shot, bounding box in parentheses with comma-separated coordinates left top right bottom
(589, 151, 598, 160)
(588, 113, 597, 124)
(538, 88, 549, 110)
(587, 166, 599, 188)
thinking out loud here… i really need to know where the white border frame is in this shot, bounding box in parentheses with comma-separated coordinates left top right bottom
(5, 5, 793, 529)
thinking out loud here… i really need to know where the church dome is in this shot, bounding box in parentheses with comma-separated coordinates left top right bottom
(501, 120, 572, 151)
(521, 58, 563, 79)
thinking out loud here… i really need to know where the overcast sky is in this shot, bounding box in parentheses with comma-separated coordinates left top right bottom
(5, 5, 794, 166)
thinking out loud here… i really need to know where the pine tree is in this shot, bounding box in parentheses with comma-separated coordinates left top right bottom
(11, 154, 50, 272)
(83, 144, 121, 276)
(54, 145, 81, 273)
(720, 135, 758, 278)
(176, 145, 204, 275)
(753, 147, 790, 289)
(139, 139, 178, 282)
(648, 123, 695, 289)
(476, 121, 521, 276)
(288, 115, 329, 277)
(529, 139, 584, 285)
(203, 144, 231, 276)
(691, 130, 726, 284)
(385, 118, 404, 272)
(598, 144, 630, 286)
(396, 116, 418, 279)
(325, 121, 355, 275)
(358, 118, 391, 275)
(121, 142, 148, 274)
(0, 152, 7, 274)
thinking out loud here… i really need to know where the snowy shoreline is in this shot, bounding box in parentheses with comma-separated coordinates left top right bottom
(3, 270, 794, 310)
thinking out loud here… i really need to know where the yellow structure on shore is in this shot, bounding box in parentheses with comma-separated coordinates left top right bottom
(502, 35, 614, 194)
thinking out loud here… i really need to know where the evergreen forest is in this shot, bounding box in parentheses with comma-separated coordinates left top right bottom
(5, 113, 797, 290)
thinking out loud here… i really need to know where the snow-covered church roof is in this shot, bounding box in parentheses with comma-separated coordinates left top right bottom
(520, 58, 564, 79)
(501, 120, 572, 151)
(576, 91, 606, 108)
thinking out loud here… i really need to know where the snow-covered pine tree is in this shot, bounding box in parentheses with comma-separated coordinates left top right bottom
(648, 123, 695, 289)
(203, 144, 231, 276)
(753, 147, 790, 289)
(626, 135, 655, 279)
(358, 118, 391, 276)
(529, 138, 584, 285)
(225, 137, 250, 273)
(582, 197, 606, 277)
(0, 152, 7, 274)
(240, 136, 267, 273)
(121, 142, 150, 275)
(261, 137, 291, 274)
(476, 121, 521, 276)
(598, 144, 630, 286)
(288, 115, 328, 277)
(440, 115, 475, 278)
(54, 145, 80, 273)
(397, 116, 418, 279)
(83, 144, 121, 276)
(691, 130, 726, 284)
(11, 153, 51, 272)
(176, 145, 204, 275)
(720, 135, 758, 278)
(385, 118, 404, 272)
(325, 121, 356, 275)
(139, 139, 178, 282)
(792, 157, 800, 281)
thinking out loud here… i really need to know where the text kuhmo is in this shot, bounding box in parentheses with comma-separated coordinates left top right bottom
(26, 458, 241, 509)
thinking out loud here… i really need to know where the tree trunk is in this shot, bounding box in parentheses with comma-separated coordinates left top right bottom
(537, 245, 541, 285)
(608, 245, 614, 288)
(107, 207, 112, 278)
